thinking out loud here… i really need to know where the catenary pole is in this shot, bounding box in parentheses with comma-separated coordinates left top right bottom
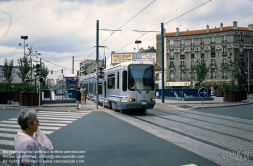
(96, 20, 99, 109)
(161, 23, 164, 103)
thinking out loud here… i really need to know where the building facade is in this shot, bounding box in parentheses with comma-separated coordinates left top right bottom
(156, 21, 253, 92)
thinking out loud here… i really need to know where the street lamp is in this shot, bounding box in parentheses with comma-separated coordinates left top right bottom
(248, 49, 250, 94)
(19, 36, 28, 56)
(135, 40, 141, 52)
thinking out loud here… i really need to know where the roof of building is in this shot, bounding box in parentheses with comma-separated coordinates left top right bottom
(165, 26, 253, 37)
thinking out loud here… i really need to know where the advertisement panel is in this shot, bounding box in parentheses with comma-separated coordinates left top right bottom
(112, 54, 133, 63)
(133, 53, 156, 62)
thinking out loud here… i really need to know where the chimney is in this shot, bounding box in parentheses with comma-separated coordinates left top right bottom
(176, 27, 179, 36)
(233, 21, 238, 29)
(206, 25, 209, 33)
(220, 23, 223, 31)
(248, 24, 253, 30)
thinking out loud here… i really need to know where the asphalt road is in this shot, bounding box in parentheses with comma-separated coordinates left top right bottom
(194, 96, 253, 120)
(0, 109, 219, 166)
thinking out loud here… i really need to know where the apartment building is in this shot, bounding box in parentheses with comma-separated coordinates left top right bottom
(156, 21, 253, 92)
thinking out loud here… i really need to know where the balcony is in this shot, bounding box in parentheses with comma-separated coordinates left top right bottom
(180, 77, 185, 80)
(222, 40, 227, 43)
(210, 41, 216, 44)
(222, 76, 228, 79)
(190, 77, 195, 79)
(191, 54, 195, 59)
(210, 63, 217, 68)
(180, 44, 185, 47)
(191, 43, 195, 46)
(179, 65, 186, 69)
(200, 42, 205, 45)
(191, 65, 195, 69)
(211, 76, 216, 79)
(239, 52, 244, 57)
(169, 56, 175, 60)
(211, 52, 216, 57)
(180, 55, 185, 59)
(221, 63, 228, 68)
(222, 52, 227, 56)
(169, 65, 175, 69)
(201, 53, 205, 58)
(169, 45, 174, 47)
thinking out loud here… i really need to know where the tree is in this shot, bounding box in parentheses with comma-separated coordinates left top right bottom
(195, 60, 209, 86)
(17, 56, 31, 83)
(2, 58, 14, 87)
(40, 64, 49, 88)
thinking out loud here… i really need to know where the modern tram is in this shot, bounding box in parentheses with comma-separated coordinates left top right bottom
(80, 61, 156, 113)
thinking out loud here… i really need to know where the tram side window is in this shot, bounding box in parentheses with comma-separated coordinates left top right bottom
(117, 72, 119, 89)
(122, 70, 127, 91)
(107, 74, 115, 89)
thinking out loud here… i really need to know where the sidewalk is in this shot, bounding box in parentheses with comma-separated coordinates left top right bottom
(0, 96, 252, 110)
(155, 96, 253, 109)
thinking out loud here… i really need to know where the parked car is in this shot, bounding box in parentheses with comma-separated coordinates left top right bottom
(211, 90, 216, 96)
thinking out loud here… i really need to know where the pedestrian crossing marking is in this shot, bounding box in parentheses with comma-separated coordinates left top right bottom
(0, 133, 16, 138)
(0, 128, 53, 134)
(0, 121, 67, 126)
(0, 140, 13, 146)
(0, 110, 91, 154)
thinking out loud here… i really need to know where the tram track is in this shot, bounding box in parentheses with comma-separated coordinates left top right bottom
(128, 107, 253, 161)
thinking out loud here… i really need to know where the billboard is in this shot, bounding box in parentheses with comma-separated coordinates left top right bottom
(112, 54, 133, 63)
(133, 53, 156, 62)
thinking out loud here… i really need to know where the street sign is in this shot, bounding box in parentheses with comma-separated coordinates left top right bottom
(198, 87, 208, 98)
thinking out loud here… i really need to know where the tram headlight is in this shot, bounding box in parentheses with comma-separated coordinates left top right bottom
(129, 98, 135, 102)
(151, 98, 155, 102)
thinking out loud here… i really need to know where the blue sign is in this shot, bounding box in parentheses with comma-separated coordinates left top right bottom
(198, 87, 208, 98)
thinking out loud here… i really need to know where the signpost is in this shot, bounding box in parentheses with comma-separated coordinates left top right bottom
(198, 87, 208, 106)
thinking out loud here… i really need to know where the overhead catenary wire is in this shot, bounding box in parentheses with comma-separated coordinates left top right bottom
(87, 0, 157, 58)
(116, 0, 212, 52)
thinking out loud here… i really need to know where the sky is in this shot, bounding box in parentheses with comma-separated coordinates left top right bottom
(1, 0, 253, 80)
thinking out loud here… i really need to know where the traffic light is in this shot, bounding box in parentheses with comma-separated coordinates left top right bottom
(39, 77, 44, 83)
(98, 67, 104, 78)
(34, 64, 41, 77)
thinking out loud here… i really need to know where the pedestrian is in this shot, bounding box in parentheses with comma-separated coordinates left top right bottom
(80, 85, 87, 104)
(76, 87, 81, 109)
(14, 109, 45, 166)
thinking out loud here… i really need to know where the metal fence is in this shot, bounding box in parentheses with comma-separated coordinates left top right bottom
(155, 88, 211, 98)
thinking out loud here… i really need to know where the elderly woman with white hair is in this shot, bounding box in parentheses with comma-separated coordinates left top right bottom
(14, 109, 45, 166)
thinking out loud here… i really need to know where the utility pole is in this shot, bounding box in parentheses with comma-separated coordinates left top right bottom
(161, 23, 165, 103)
(96, 20, 99, 109)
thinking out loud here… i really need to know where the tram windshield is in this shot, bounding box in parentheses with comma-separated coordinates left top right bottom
(128, 64, 154, 91)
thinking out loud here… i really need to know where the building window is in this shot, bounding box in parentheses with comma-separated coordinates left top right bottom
(211, 59, 216, 66)
(191, 38, 194, 46)
(222, 46, 227, 55)
(210, 36, 215, 44)
(180, 39, 184, 47)
(170, 50, 174, 59)
(180, 61, 185, 68)
(169, 61, 174, 68)
(240, 34, 244, 42)
(170, 72, 175, 80)
(222, 35, 227, 42)
(180, 72, 185, 80)
(211, 70, 216, 79)
(170, 39, 174, 46)
(240, 47, 244, 55)
(191, 60, 195, 68)
(201, 38, 204, 45)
